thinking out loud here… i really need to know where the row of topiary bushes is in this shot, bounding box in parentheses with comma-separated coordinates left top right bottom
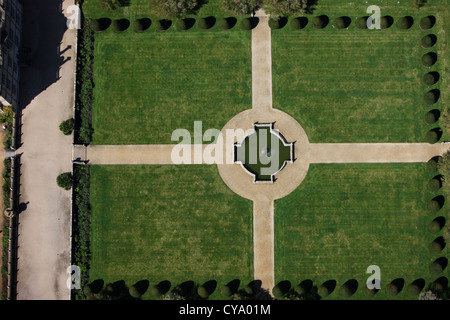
(90, 16, 260, 33)
(272, 276, 448, 299)
(418, 17, 441, 144)
(89, 14, 438, 33)
(271, 14, 436, 30)
(425, 154, 447, 284)
(83, 278, 270, 300)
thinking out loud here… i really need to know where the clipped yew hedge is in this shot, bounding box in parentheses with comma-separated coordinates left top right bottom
(420, 16, 436, 30)
(291, 17, 308, 30)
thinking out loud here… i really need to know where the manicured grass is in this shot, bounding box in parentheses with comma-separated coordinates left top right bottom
(91, 28, 251, 145)
(89, 165, 253, 299)
(272, 0, 448, 142)
(274, 163, 447, 299)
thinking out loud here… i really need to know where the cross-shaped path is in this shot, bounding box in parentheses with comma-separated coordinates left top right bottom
(82, 9, 450, 297)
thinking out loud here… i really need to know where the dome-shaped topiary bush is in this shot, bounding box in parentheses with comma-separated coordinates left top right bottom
(90, 17, 111, 32)
(426, 157, 439, 172)
(364, 286, 378, 297)
(428, 196, 444, 213)
(420, 16, 436, 30)
(397, 16, 414, 29)
(291, 17, 308, 30)
(198, 16, 216, 30)
(312, 15, 329, 29)
(380, 16, 394, 29)
(428, 176, 442, 192)
(219, 17, 237, 30)
(424, 89, 440, 106)
(424, 110, 440, 125)
(422, 52, 437, 67)
(133, 18, 151, 32)
(156, 19, 172, 31)
(339, 279, 358, 298)
(151, 285, 162, 297)
(221, 285, 233, 297)
(407, 279, 425, 296)
(176, 18, 195, 31)
(269, 17, 287, 30)
(318, 280, 336, 298)
(386, 278, 404, 296)
(355, 16, 369, 29)
(272, 280, 291, 299)
(111, 19, 130, 32)
(426, 128, 442, 144)
(423, 72, 439, 86)
(421, 34, 437, 48)
(430, 257, 448, 274)
(129, 285, 142, 298)
(57, 172, 72, 190)
(429, 236, 445, 253)
(240, 17, 259, 30)
(333, 16, 351, 29)
(197, 285, 210, 298)
(428, 216, 445, 232)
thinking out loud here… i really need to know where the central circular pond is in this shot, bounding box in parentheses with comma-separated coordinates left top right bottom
(234, 123, 294, 183)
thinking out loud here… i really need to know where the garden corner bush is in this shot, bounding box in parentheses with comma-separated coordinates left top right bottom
(59, 118, 74, 135)
(57, 172, 73, 190)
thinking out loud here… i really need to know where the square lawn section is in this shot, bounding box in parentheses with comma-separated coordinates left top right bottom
(90, 165, 253, 299)
(272, 17, 429, 143)
(91, 29, 251, 145)
(274, 163, 444, 299)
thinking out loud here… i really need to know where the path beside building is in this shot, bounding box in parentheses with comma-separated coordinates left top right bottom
(16, 0, 76, 300)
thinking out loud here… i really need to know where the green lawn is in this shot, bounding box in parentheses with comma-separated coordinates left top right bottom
(274, 163, 448, 299)
(89, 165, 253, 299)
(91, 28, 251, 145)
(272, 0, 448, 142)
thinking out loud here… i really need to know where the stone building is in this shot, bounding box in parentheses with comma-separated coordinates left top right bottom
(0, 0, 22, 107)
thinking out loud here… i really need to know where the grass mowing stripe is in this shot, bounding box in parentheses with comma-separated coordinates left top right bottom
(89, 165, 253, 299)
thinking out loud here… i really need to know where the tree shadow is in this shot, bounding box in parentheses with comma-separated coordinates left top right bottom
(19, 0, 71, 108)
(340, 279, 358, 297)
(305, 0, 318, 14)
(225, 279, 240, 294)
(199, 16, 216, 29)
(173, 280, 195, 298)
